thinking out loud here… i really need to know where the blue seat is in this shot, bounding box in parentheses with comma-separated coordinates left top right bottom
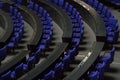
(73, 28, 81, 33)
(101, 6, 107, 17)
(73, 23, 79, 27)
(19, 29, 23, 39)
(15, 63, 28, 78)
(93, 0, 99, 10)
(54, 62, 64, 79)
(100, 55, 111, 71)
(62, 55, 71, 70)
(58, 0, 64, 8)
(10, 71, 16, 79)
(107, 30, 119, 43)
(53, 0, 58, 5)
(44, 70, 55, 80)
(34, 4, 39, 13)
(73, 33, 82, 38)
(0, 71, 11, 80)
(67, 47, 78, 58)
(34, 49, 41, 64)
(88, 0, 93, 6)
(43, 10, 47, 18)
(89, 71, 99, 80)
(17, 0, 23, 5)
(96, 62, 105, 80)
(0, 2, 3, 10)
(75, 12, 80, 20)
(9, 6, 14, 15)
(68, 52, 74, 60)
(97, 3, 103, 14)
(107, 18, 118, 27)
(107, 35, 114, 43)
(110, 47, 115, 63)
(29, 1, 34, 10)
(67, 5, 73, 15)
(43, 30, 52, 34)
(41, 37, 51, 45)
(107, 10, 114, 18)
(72, 8, 77, 17)
(39, 7, 43, 16)
(38, 44, 46, 50)
(72, 38, 81, 46)
(13, 9, 18, 16)
(0, 46, 7, 62)
(72, 18, 77, 23)
(7, 33, 20, 48)
(64, 2, 69, 11)
(42, 34, 51, 39)
(27, 56, 36, 69)
(114, 1, 120, 6)
(77, 16, 82, 22)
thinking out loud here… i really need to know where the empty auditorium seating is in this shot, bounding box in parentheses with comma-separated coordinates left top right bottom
(7, 6, 24, 49)
(39, 0, 85, 79)
(0, 0, 119, 80)
(29, 2, 53, 51)
(0, 1, 54, 79)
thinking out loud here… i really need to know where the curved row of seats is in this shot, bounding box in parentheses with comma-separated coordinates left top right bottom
(29, 1, 53, 51)
(38, 0, 85, 79)
(0, 2, 54, 80)
(89, 46, 115, 80)
(7, 5, 24, 50)
(83, 0, 119, 43)
(0, 3, 24, 62)
(24, 1, 54, 69)
(8, 0, 108, 79)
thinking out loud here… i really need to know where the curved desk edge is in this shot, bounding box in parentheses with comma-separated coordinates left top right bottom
(64, 42, 104, 80)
